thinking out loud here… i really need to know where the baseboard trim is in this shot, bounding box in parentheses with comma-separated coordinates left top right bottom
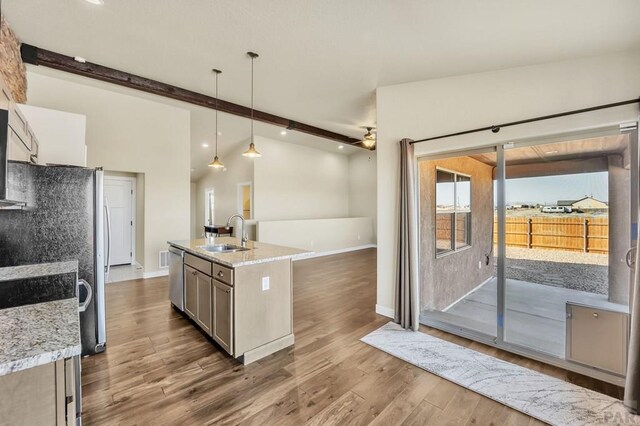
(295, 244, 377, 260)
(142, 270, 169, 279)
(240, 333, 295, 365)
(375, 304, 395, 319)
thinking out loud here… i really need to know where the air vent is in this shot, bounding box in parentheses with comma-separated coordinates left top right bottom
(159, 250, 170, 269)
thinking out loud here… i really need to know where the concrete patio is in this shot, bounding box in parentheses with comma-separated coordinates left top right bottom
(424, 277, 627, 358)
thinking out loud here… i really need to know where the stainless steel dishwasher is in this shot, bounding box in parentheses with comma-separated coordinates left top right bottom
(168, 246, 184, 311)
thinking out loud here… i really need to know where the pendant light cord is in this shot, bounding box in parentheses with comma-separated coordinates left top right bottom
(215, 71, 219, 157)
(250, 54, 254, 143)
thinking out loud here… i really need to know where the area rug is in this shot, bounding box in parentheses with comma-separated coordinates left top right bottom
(361, 322, 638, 426)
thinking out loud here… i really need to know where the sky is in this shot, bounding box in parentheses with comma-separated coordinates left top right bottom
(504, 172, 608, 205)
(437, 171, 610, 208)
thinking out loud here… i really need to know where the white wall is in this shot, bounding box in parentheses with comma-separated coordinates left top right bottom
(195, 142, 254, 238)
(258, 217, 374, 253)
(376, 49, 640, 314)
(27, 70, 191, 274)
(253, 136, 349, 221)
(18, 104, 87, 167)
(348, 150, 377, 239)
(190, 182, 197, 239)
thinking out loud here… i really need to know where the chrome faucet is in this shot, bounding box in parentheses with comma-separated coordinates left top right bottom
(226, 214, 248, 247)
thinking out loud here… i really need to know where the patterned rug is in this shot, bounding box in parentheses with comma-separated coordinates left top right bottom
(361, 322, 638, 426)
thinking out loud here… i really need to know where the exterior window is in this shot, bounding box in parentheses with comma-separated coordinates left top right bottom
(436, 170, 471, 256)
(205, 188, 215, 226)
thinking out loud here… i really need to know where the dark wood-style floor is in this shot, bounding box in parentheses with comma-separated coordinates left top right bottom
(81, 248, 621, 425)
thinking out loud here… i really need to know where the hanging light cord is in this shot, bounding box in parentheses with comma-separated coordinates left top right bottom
(215, 70, 219, 158)
(250, 54, 254, 142)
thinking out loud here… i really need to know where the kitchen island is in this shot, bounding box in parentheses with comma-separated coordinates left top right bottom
(168, 237, 310, 364)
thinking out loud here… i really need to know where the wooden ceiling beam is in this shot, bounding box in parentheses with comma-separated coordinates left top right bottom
(20, 44, 366, 147)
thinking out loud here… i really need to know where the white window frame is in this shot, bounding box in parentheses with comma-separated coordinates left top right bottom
(204, 188, 215, 226)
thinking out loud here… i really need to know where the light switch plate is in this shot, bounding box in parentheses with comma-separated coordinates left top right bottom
(261, 276, 270, 291)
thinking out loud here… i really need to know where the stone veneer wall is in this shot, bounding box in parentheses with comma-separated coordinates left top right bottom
(0, 15, 27, 103)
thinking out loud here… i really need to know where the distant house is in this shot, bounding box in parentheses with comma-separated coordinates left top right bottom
(557, 197, 608, 210)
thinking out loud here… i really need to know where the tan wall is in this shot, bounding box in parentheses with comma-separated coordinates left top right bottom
(195, 142, 254, 239)
(0, 15, 26, 103)
(252, 136, 349, 221)
(376, 49, 640, 315)
(348, 150, 377, 241)
(27, 70, 190, 274)
(420, 156, 494, 311)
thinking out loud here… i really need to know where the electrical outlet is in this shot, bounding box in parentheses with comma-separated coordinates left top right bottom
(261, 276, 270, 291)
(357, 234, 361, 240)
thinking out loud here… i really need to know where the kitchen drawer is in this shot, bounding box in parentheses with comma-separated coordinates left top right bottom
(184, 253, 212, 276)
(566, 302, 628, 375)
(212, 262, 234, 286)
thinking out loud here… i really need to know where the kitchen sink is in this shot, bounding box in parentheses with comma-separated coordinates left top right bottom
(197, 244, 251, 253)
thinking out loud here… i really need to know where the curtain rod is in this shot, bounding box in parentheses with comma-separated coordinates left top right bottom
(410, 97, 640, 145)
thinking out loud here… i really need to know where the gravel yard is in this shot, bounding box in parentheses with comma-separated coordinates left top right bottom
(494, 247, 608, 295)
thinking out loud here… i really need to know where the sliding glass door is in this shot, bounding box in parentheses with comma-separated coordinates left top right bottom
(503, 133, 635, 358)
(419, 126, 638, 372)
(419, 148, 498, 338)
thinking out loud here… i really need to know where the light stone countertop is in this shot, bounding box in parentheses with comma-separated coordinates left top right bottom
(0, 260, 78, 283)
(168, 237, 312, 268)
(0, 298, 81, 376)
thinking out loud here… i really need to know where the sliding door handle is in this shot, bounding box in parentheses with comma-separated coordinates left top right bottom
(626, 247, 636, 268)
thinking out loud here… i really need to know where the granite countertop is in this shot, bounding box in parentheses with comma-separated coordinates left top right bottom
(0, 298, 81, 376)
(168, 237, 312, 268)
(0, 260, 78, 283)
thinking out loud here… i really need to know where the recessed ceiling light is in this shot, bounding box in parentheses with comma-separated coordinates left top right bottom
(280, 130, 287, 136)
(74, 56, 87, 63)
(85, 0, 104, 5)
(338, 145, 344, 150)
(202, 143, 209, 148)
(217, 131, 222, 136)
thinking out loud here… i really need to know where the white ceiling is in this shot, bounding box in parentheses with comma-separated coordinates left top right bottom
(5, 0, 640, 179)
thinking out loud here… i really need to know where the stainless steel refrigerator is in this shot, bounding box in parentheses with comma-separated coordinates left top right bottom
(0, 163, 107, 355)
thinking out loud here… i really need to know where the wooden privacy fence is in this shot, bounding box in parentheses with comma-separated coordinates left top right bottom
(493, 216, 608, 253)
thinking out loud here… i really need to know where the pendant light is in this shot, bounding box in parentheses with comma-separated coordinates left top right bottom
(362, 127, 376, 149)
(208, 69, 225, 169)
(243, 51, 262, 158)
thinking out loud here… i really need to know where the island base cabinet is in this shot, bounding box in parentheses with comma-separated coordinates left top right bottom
(184, 265, 198, 319)
(212, 280, 234, 354)
(197, 271, 212, 335)
(234, 259, 292, 357)
(184, 264, 212, 335)
(0, 358, 76, 426)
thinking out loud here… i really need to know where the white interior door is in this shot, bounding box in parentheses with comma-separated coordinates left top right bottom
(104, 178, 134, 266)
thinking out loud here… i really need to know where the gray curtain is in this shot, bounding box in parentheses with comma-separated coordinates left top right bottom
(395, 138, 420, 331)
(625, 243, 640, 413)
